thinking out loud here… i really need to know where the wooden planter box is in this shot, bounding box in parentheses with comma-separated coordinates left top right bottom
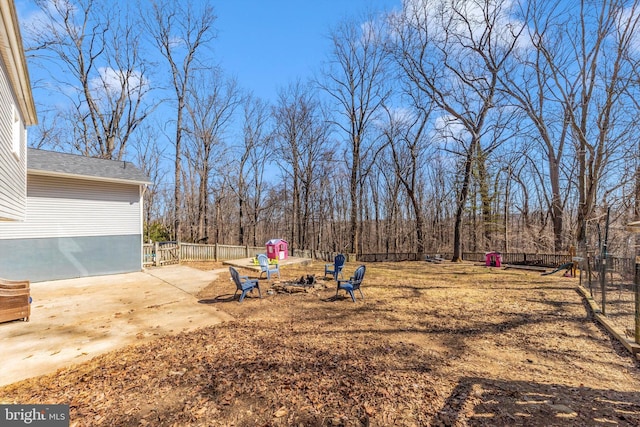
(0, 278, 30, 323)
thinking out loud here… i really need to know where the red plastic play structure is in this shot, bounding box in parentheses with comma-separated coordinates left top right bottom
(485, 252, 502, 268)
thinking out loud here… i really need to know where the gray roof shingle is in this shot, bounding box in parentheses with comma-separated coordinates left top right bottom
(27, 148, 151, 184)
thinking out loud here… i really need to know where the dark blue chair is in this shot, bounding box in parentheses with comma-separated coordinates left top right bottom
(336, 265, 366, 302)
(229, 267, 261, 302)
(258, 254, 280, 280)
(325, 254, 345, 280)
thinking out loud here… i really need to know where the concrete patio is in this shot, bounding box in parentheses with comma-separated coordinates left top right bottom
(0, 265, 233, 387)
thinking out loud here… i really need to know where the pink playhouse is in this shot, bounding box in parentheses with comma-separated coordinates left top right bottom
(485, 251, 502, 267)
(266, 239, 288, 261)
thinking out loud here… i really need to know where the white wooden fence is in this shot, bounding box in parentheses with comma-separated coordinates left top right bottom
(143, 242, 264, 267)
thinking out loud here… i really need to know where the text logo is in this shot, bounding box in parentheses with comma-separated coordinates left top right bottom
(0, 405, 69, 426)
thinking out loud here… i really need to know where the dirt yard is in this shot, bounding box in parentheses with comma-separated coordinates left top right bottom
(1, 261, 640, 426)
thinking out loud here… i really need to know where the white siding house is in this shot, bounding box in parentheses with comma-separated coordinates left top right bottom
(0, 1, 37, 221)
(0, 149, 150, 282)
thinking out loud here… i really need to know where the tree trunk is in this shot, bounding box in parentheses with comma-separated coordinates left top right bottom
(476, 147, 492, 250)
(452, 150, 475, 262)
(349, 135, 360, 255)
(174, 108, 182, 241)
(549, 158, 564, 252)
(198, 165, 208, 243)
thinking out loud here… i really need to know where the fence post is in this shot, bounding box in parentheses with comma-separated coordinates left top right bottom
(601, 255, 607, 316)
(215, 243, 218, 262)
(154, 241, 160, 266)
(601, 207, 610, 317)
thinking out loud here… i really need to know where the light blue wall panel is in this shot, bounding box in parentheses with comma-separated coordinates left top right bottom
(0, 234, 141, 282)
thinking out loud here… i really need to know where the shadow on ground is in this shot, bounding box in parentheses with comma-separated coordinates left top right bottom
(433, 376, 640, 426)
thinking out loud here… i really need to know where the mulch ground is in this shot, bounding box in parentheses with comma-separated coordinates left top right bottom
(2, 261, 640, 426)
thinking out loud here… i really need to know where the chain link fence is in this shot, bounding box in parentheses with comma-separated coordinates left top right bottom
(581, 255, 639, 342)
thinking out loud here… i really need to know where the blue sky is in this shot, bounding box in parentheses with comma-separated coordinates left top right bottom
(209, 0, 401, 101)
(16, 0, 401, 103)
(14, 0, 401, 165)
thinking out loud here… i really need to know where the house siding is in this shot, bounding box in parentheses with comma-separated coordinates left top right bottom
(0, 59, 26, 221)
(0, 175, 143, 281)
(0, 234, 141, 282)
(0, 175, 141, 239)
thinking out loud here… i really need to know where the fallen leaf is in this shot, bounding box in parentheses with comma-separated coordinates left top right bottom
(274, 407, 287, 418)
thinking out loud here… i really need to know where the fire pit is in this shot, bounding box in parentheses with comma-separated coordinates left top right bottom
(295, 275, 317, 286)
(270, 275, 328, 294)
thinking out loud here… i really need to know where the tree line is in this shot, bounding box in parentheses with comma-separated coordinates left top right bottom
(24, 0, 640, 260)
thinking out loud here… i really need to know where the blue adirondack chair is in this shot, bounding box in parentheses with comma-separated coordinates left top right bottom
(325, 254, 345, 279)
(229, 267, 261, 302)
(257, 254, 280, 280)
(336, 265, 366, 302)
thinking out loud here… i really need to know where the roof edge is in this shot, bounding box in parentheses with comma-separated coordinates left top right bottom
(0, 2, 37, 125)
(27, 168, 151, 186)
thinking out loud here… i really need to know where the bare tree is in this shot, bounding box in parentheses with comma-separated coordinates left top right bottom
(26, 0, 153, 160)
(390, 0, 523, 261)
(319, 15, 391, 256)
(381, 98, 433, 257)
(183, 69, 241, 243)
(131, 123, 167, 242)
(272, 81, 330, 251)
(236, 94, 272, 246)
(565, 1, 639, 247)
(422, 154, 456, 253)
(315, 156, 349, 253)
(145, 0, 217, 241)
(497, 0, 640, 254)
(369, 153, 403, 253)
(496, 1, 572, 252)
(625, 56, 640, 253)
